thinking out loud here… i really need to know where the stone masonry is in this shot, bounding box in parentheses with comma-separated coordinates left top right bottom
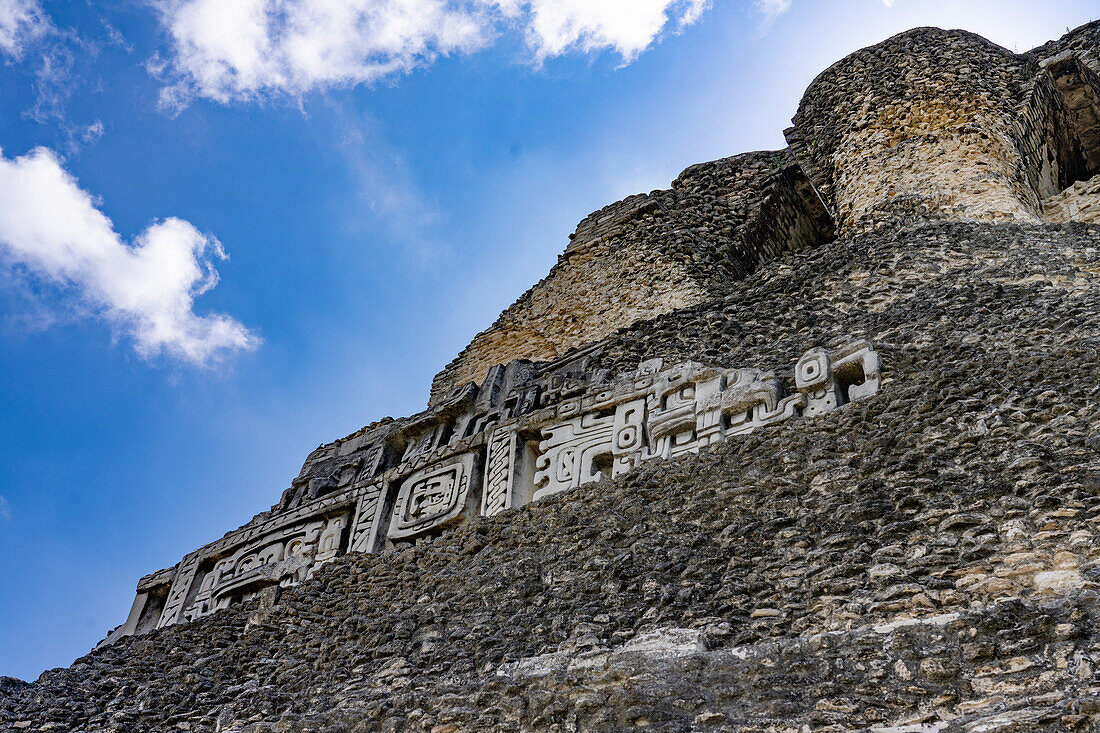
(4, 20, 1100, 733)
(428, 152, 833, 405)
(785, 28, 1090, 232)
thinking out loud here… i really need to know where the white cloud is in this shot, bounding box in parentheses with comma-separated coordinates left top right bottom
(155, 0, 709, 106)
(333, 105, 447, 264)
(0, 0, 50, 59)
(159, 0, 491, 105)
(502, 0, 708, 61)
(0, 147, 260, 365)
(0, 495, 9, 521)
(754, 0, 790, 18)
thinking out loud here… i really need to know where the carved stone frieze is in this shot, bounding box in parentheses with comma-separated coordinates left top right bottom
(482, 427, 517, 517)
(349, 480, 388, 554)
(115, 338, 883, 639)
(389, 453, 477, 540)
(184, 514, 344, 623)
(147, 478, 389, 631)
(534, 410, 617, 499)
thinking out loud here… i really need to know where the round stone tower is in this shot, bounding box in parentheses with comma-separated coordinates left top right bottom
(785, 27, 1089, 232)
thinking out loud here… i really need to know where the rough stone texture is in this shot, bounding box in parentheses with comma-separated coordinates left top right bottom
(1031, 21, 1100, 174)
(435, 22, 1100, 406)
(116, 327, 878, 638)
(3, 219, 1099, 732)
(1045, 173, 1100, 223)
(785, 27, 1090, 232)
(428, 151, 832, 405)
(6, 20, 1100, 733)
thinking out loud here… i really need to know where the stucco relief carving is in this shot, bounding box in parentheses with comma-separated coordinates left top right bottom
(796, 340, 881, 416)
(157, 553, 201, 628)
(388, 453, 476, 540)
(178, 513, 351, 623)
(121, 338, 883, 639)
(531, 341, 881, 497)
(185, 523, 312, 621)
(482, 428, 517, 517)
(349, 480, 388, 554)
(151, 479, 386, 630)
(534, 410, 616, 498)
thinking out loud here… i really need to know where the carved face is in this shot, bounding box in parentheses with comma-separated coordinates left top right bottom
(408, 470, 458, 520)
(389, 455, 474, 539)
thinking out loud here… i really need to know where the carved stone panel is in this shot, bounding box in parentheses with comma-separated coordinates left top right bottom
(710, 367, 802, 436)
(796, 339, 881, 415)
(389, 453, 476, 539)
(315, 515, 348, 565)
(482, 427, 517, 517)
(178, 512, 351, 623)
(533, 410, 616, 500)
(611, 398, 647, 478)
(157, 553, 202, 628)
(117, 338, 884, 642)
(646, 363, 718, 460)
(349, 481, 388, 553)
(795, 347, 838, 416)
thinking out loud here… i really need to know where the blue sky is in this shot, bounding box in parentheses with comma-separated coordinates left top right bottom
(0, 0, 1095, 681)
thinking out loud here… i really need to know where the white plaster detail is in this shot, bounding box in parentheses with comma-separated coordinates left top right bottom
(388, 453, 475, 540)
(120, 338, 884, 639)
(482, 427, 517, 517)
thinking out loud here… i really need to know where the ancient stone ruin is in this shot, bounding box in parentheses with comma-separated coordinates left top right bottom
(5, 22, 1100, 732)
(107, 339, 882, 641)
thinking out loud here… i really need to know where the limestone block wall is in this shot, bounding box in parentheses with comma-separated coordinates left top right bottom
(1032, 26, 1100, 175)
(428, 151, 833, 406)
(785, 27, 1092, 232)
(428, 198, 710, 406)
(431, 23, 1100, 411)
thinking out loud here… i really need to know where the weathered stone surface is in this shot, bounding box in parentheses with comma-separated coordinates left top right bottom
(5, 212, 1098, 730)
(435, 21, 1100, 405)
(1044, 173, 1100, 223)
(428, 151, 833, 405)
(5, 19, 1100, 733)
(111, 338, 879, 639)
(785, 27, 1092, 233)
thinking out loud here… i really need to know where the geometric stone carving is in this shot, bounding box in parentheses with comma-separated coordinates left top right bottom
(315, 515, 348, 565)
(349, 481, 388, 554)
(795, 347, 840, 415)
(482, 427, 517, 517)
(712, 367, 804, 436)
(112, 337, 883, 641)
(833, 339, 882, 402)
(157, 553, 202, 629)
(533, 410, 617, 500)
(533, 340, 882, 498)
(646, 363, 723, 459)
(143, 478, 383, 633)
(796, 339, 881, 416)
(388, 453, 476, 540)
(177, 512, 350, 623)
(611, 398, 647, 477)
